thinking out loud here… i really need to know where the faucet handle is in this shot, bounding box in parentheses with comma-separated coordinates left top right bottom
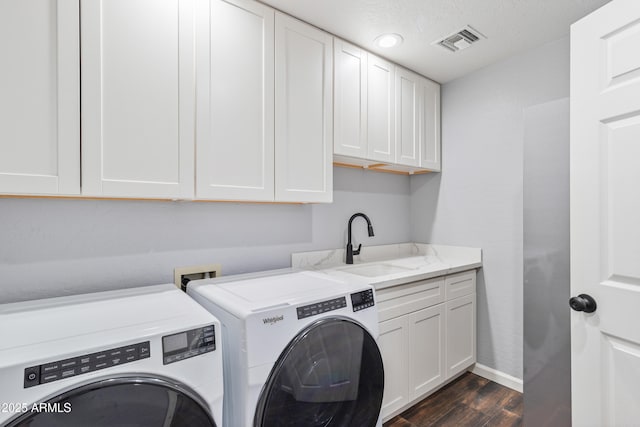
(352, 243, 362, 256)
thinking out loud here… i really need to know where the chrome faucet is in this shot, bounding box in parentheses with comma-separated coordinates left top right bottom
(346, 213, 375, 264)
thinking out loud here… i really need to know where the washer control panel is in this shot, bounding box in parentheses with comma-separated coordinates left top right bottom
(162, 324, 215, 365)
(24, 341, 150, 389)
(351, 289, 375, 311)
(297, 297, 347, 319)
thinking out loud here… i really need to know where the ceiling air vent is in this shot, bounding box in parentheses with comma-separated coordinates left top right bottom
(435, 26, 485, 52)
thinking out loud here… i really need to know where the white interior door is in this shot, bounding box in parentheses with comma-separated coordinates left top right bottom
(571, 1, 640, 425)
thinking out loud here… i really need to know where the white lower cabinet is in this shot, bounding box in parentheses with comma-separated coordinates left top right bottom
(446, 293, 476, 379)
(378, 316, 409, 417)
(377, 270, 476, 421)
(409, 304, 446, 397)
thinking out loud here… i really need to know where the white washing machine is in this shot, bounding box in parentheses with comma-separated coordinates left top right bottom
(0, 284, 223, 427)
(187, 269, 384, 427)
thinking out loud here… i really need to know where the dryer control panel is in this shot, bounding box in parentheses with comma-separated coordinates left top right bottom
(296, 297, 347, 319)
(351, 289, 375, 311)
(162, 324, 215, 365)
(24, 341, 150, 388)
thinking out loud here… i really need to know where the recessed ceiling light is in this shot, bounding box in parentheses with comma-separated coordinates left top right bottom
(374, 33, 403, 48)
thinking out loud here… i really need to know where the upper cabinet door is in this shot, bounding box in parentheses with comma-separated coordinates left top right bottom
(420, 77, 441, 171)
(195, 0, 274, 201)
(367, 54, 395, 163)
(334, 39, 367, 159)
(395, 67, 420, 167)
(275, 13, 333, 203)
(0, 0, 80, 195)
(81, 0, 195, 199)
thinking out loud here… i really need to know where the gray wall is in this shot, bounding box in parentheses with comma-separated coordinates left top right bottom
(0, 167, 410, 303)
(523, 98, 570, 425)
(410, 36, 570, 379)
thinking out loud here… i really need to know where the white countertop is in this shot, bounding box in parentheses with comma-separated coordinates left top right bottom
(291, 243, 482, 290)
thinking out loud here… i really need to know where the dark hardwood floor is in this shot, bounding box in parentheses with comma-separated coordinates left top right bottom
(383, 372, 522, 427)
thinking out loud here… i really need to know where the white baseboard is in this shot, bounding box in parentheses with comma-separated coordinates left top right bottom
(470, 363, 523, 393)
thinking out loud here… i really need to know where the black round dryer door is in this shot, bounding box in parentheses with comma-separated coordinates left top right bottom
(5, 377, 216, 427)
(254, 317, 384, 427)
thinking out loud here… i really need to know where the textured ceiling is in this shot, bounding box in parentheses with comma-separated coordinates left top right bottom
(258, 0, 612, 83)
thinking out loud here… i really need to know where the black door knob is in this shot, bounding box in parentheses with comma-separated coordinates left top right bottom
(569, 294, 597, 313)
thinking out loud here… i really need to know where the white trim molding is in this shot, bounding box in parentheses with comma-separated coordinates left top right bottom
(470, 363, 523, 393)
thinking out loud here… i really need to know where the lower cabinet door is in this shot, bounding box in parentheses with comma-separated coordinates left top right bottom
(378, 315, 409, 419)
(408, 304, 446, 399)
(445, 293, 476, 379)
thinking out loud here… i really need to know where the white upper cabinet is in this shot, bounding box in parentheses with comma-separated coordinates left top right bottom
(275, 13, 333, 203)
(395, 67, 441, 170)
(367, 54, 396, 163)
(1, 1, 437, 200)
(195, 0, 274, 201)
(0, 0, 80, 195)
(420, 77, 441, 171)
(395, 67, 420, 167)
(81, 0, 195, 199)
(334, 39, 368, 158)
(332, 40, 440, 174)
(197, 4, 331, 203)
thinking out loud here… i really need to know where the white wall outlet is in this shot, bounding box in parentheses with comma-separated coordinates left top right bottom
(174, 263, 221, 291)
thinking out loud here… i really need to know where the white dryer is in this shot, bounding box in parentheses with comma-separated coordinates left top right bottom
(0, 284, 223, 427)
(187, 269, 384, 427)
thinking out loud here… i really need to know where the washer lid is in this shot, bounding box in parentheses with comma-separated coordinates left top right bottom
(0, 284, 217, 369)
(189, 270, 371, 318)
